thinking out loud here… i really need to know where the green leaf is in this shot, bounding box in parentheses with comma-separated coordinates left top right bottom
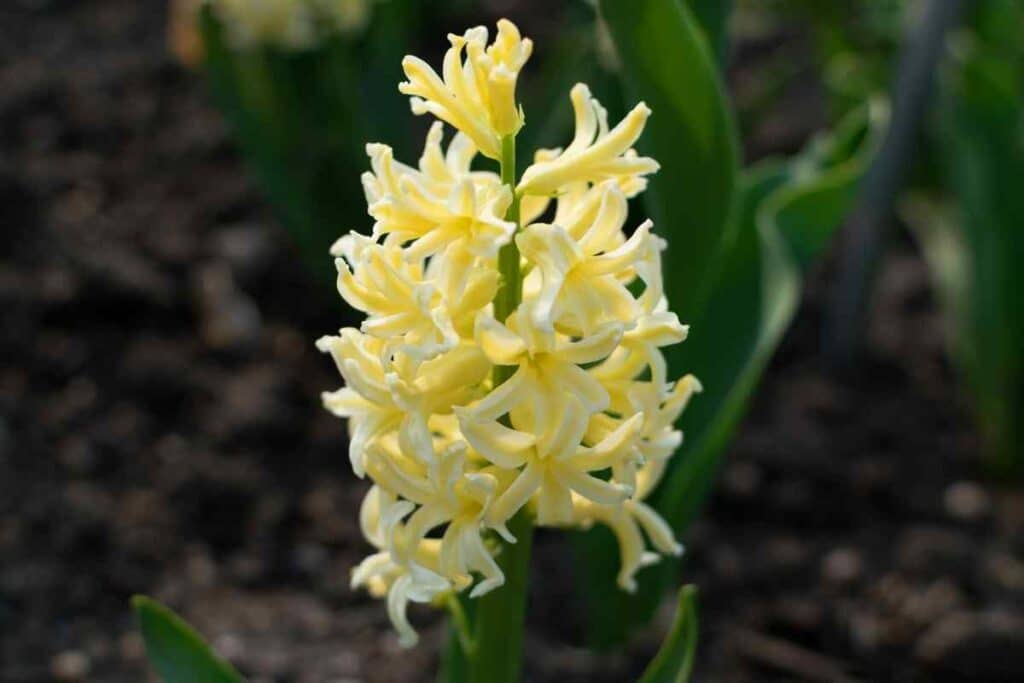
(576, 102, 886, 646)
(654, 162, 800, 533)
(654, 98, 886, 608)
(599, 0, 740, 323)
(931, 2, 1024, 475)
(132, 596, 244, 683)
(766, 98, 889, 272)
(638, 586, 699, 683)
(575, 1, 736, 646)
(685, 0, 732, 67)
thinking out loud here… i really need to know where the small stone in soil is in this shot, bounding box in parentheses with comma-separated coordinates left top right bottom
(822, 547, 863, 586)
(915, 610, 1024, 679)
(898, 526, 977, 582)
(192, 262, 262, 352)
(51, 650, 90, 681)
(943, 481, 991, 522)
(724, 461, 762, 497)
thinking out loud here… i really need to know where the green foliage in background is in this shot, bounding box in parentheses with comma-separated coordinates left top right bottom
(196, 2, 608, 292)
(735, 0, 906, 116)
(791, 0, 1024, 476)
(579, 0, 887, 646)
(198, 3, 418, 286)
(133, 596, 244, 683)
(906, 0, 1024, 476)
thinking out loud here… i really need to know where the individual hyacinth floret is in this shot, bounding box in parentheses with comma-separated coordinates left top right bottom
(318, 18, 701, 646)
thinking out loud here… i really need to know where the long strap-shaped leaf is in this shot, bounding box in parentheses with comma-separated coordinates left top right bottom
(687, 0, 732, 66)
(133, 596, 244, 683)
(638, 586, 699, 683)
(925, 0, 1024, 475)
(598, 0, 739, 323)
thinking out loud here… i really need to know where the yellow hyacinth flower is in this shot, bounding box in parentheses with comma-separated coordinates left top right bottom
(517, 83, 660, 196)
(319, 19, 700, 645)
(350, 486, 450, 647)
(399, 20, 533, 159)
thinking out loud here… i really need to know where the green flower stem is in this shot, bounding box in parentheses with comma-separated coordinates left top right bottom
(463, 509, 533, 682)
(494, 133, 523, 356)
(443, 134, 533, 683)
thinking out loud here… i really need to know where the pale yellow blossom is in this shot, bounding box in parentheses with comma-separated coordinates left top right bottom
(332, 232, 497, 360)
(517, 83, 659, 196)
(365, 440, 505, 597)
(399, 20, 533, 158)
(457, 395, 640, 531)
(350, 486, 450, 647)
(362, 128, 515, 294)
(318, 18, 700, 645)
(317, 329, 489, 476)
(517, 184, 654, 334)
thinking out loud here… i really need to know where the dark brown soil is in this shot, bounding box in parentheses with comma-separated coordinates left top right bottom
(3, 2, 1023, 682)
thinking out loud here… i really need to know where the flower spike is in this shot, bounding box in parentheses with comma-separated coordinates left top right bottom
(319, 18, 698, 646)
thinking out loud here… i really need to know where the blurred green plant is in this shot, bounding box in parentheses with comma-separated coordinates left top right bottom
(133, 596, 243, 683)
(734, 0, 907, 118)
(904, 0, 1024, 476)
(194, 1, 418, 285)
(577, 0, 887, 646)
(778, 0, 1023, 475)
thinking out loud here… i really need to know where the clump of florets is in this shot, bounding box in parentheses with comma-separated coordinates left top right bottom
(318, 19, 699, 646)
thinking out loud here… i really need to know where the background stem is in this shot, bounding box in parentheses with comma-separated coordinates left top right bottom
(823, 0, 962, 368)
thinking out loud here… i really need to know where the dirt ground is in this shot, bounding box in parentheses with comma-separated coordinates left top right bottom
(2, 1, 1023, 682)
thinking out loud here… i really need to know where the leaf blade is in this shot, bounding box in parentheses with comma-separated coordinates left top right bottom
(599, 0, 740, 322)
(639, 586, 700, 683)
(133, 595, 243, 683)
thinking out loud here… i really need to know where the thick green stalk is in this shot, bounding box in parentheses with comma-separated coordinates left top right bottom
(464, 509, 533, 682)
(443, 134, 533, 683)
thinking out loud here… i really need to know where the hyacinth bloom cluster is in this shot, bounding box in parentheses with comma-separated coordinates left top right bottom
(205, 0, 374, 50)
(318, 19, 700, 646)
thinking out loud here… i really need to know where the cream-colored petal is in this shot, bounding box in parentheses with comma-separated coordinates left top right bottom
(559, 467, 632, 506)
(486, 461, 543, 531)
(455, 409, 533, 468)
(629, 500, 683, 556)
(474, 312, 527, 363)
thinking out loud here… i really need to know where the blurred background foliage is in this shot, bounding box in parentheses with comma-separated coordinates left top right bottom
(906, 0, 1024, 476)
(734, 0, 1022, 476)
(174, 0, 1022, 652)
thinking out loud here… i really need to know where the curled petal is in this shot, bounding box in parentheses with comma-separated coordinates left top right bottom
(486, 461, 544, 533)
(475, 313, 527, 364)
(629, 500, 683, 556)
(456, 409, 534, 469)
(517, 84, 659, 196)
